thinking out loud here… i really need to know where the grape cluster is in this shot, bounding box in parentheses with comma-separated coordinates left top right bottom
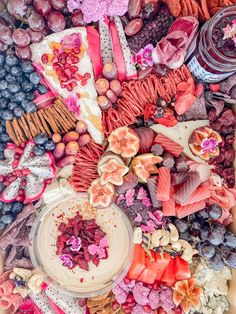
(33, 132, 56, 156)
(0, 0, 85, 58)
(173, 204, 236, 271)
(0, 200, 23, 231)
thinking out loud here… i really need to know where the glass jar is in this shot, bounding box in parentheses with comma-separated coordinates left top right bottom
(187, 5, 236, 83)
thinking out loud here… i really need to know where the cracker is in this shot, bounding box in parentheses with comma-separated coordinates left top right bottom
(5, 120, 19, 146)
(19, 116, 33, 139)
(12, 118, 25, 144)
(37, 110, 52, 136)
(32, 112, 45, 133)
(25, 112, 38, 137)
(43, 109, 60, 133)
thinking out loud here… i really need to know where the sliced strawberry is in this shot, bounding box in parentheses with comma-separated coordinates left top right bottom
(174, 256, 191, 281)
(138, 263, 156, 284)
(160, 257, 176, 286)
(127, 244, 145, 280)
(154, 252, 171, 281)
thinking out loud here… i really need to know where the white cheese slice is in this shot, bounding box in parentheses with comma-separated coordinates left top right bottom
(151, 120, 210, 163)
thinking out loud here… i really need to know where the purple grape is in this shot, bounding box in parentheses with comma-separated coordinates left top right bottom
(198, 242, 215, 259)
(209, 253, 225, 271)
(208, 204, 223, 219)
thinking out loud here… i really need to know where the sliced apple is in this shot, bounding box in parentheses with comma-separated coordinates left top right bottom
(131, 153, 163, 183)
(108, 126, 140, 158)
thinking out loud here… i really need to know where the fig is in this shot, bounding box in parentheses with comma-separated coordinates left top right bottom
(78, 134, 91, 146)
(97, 96, 112, 111)
(131, 153, 163, 182)
(98, 153, 125, 176)
(115, 173, 139, 194)
(108, 126, 140, 158)
(63, 131, 80, 144)
(106, 89, 118, 104)
(95, 78, 109, 95)
(65, 141, 79, 156)
(110, 80, 122, 96)
(125, 19, 143, 36)
(88, 178, 115, 208)
(188, 126, 222, 161)
(76, 120, 87, 134)
(135, 127, 155, 153)
(102, 62, 117, 80)
(100, 158, 129, 186)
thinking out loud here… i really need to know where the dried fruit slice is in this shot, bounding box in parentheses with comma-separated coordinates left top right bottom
(131, 153, 163, 183)
(100, 158, 129, 186)
(108, 126, 140, 158)
(88, 178, 115, 208)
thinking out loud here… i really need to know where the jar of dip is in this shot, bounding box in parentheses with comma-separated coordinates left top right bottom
(187, 5, 236, 83)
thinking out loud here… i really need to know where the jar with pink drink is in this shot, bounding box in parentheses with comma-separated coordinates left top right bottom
(187, 5, 236, 83)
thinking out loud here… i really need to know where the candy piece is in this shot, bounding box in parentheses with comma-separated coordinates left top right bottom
(171, 171, 189, 186)
(110, 80, 122, 96)
(162, 152, 175, 168)
(162, 187, 176, 216)
(181, 182, 210, 206)
(175, 171, 201, 204)
(176, 200, 206, 218)
(175, 155, 188, 172)
(147, 175, 162, 208)
(76, 121, 87, 134)
(95, 78, 110, 95)
(102, 62, 118, 80)
(156, 167, 171, 201)
(125, 18, 143, 36)
(106, 89, 118, 104)
(151, 144, 164, 156)
(154, 133, 183, 157)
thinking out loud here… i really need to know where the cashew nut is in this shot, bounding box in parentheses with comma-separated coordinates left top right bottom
(12, 267, 32, 280)
(178, 239, 193, 261)
(133, 227, 143, 244)
(151, 229, 163, 247)
(171, 241, 182, 252)
(28, 273, 44, 293)
(168, 223, 179, 242)
(159, 230, 170, 246)
(13, 286, 30, 298)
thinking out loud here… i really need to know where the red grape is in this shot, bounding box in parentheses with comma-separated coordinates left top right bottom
(28, 29, 44, 43)
(33, 0, 51, 16)
(71, 10, 85, 27)
(28, 12, 45, 31)
(16, 46, 32, 60)
(50, 0, 66, 11)
(0, 25, 13, 45)
(47, 11, 65, 32)
(7, 0, 27, 19)
(13, 29, 30, 47)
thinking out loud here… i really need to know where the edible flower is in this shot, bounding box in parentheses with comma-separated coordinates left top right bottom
(61, 33, 82, 50)
(67, 0, 82, 12)
(223, 20, 236, 47)
(88, 237, 109, 259)
(66, 236, 82, 252)
(173, 278, 203, 313)
(137, 187, 152, 207)
(132, 44, 154, 70)
(200, 137, 219, 155)
(64, 95, 80, 118)
(59, 254, 74, 269)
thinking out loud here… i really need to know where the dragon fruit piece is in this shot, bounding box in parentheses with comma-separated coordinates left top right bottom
(24, 174, 47, 203)
(45, 286, 85, 314)
(114, 16, 137, 80)
(25, 152, 55, 168)
(1, 177, 22, 203)
(29, 292, 55, 314)
(28, 166, 55, 179)
(99, 17, 113, 64)
(18, 141, 34, 167)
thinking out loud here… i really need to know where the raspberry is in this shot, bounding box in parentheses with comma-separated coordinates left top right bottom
(209, 84, 220, 92)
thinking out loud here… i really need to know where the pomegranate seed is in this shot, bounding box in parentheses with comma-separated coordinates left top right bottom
(64, 68, 72, 77)
(71, 56, 79, 64)
(84, 73, 91, 80)
(18, 189, 25, 196)
(67, 85, 73, 92)
(21, 180, 27, 187)
(22, 168, 31, 176)
(124, 309, 132, 314)
(126, 295, 135, 303)
(8, 176, 17, 183)
(75, 73, 83, 80)
(4, 180, 10, 186)
(71, 81, 77, 88)
(16, 195, 24, 202)
(72, 47, 80, 54)
(210, 83, 220, 92)
(81, 79, 87, 86)
(41, 53, 48, 64)
(12, 159, 19, 168)
(143, 305, 151, 313)
(61, 58, 66, 65)
(59, 74, 68, 82)
(123, 277, 130, 284)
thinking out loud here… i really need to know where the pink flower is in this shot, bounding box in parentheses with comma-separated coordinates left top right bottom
(134, 213, 142, 223)
(116, 194, 125, 205)
(137, 187, 152, 207)
(223, 21, 236, 47)
(61, 33, 82, 49)
(200, 137, 219, 154)
(131, 44, 154, 70)
(67, 0, 82, 12)
(59, 254, 73, 269)
(19, 298, 35, 314)
(66, 236, 82, 252)
(141, 220, 156, 233)
(125, 188, 135, 207)
(65, 95, 80, 118)
(88, 237, 109, 259)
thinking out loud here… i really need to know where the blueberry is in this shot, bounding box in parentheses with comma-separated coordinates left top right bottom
(1, 214, 14, 224)
(0, 80, 8, 90)
(0, 182, 4, 193)
(26, 93, 35, 101)
(0, 143, 4, 151)
(8, 102, 18, 110)
(8, 82, 21, 94)
(1, 89, 12, 99)
(37, 84, 48, 94)
(11, 202, 23, 214)
(5, 74, 16, 83)
(13, 106, 24, 117)
(14, 92, 26, 102)
(2, 109, 13, 120)
(10, 66, 22, 76)
(20, 61, 34, 73)
(0, 54, 5, 66)
(20, 100, 28, 109)
(33, 145, 45, 156)
(6, 55, 18, 67)
(29, 72, 41, 85)
(0, 201, 3, 209)
(2, 203, 12, 213)
(45, 140, 56, 151)
(34, 133, 48, 145)
(16, 75, 23, 83)
(0, 133, 11, 142)
(21, 81, 33, 93)
(4, 64, 10, 72)
(25, 101, 36, 113)
(0, 222, 6, 231)
(0, 151, 5, 159)
(0, 98, 7, 109)
(0, 68, 6, 79)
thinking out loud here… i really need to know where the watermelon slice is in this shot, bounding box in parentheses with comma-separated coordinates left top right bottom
(160, 257, 176, 286)
(138, 258, 157, 284)
(86, 26, 103, 80)
(109, 21, 126, 82)
(174, 256, 191, 281)
(127, 244, 145, 280)
(154, 252, 171, 281)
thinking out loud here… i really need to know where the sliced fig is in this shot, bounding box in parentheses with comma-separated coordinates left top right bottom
(88, 178, 115, 208)
(115, 173, 139, 194)
(108, 126, 140, 158)
(135, 127, 155, 154)
(100, 158, 129, 186)
(131, 153, 163, 183)
(97, 153, 125, 176)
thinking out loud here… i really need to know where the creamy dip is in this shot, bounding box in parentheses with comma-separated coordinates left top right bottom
(31, 195, 133, 297)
